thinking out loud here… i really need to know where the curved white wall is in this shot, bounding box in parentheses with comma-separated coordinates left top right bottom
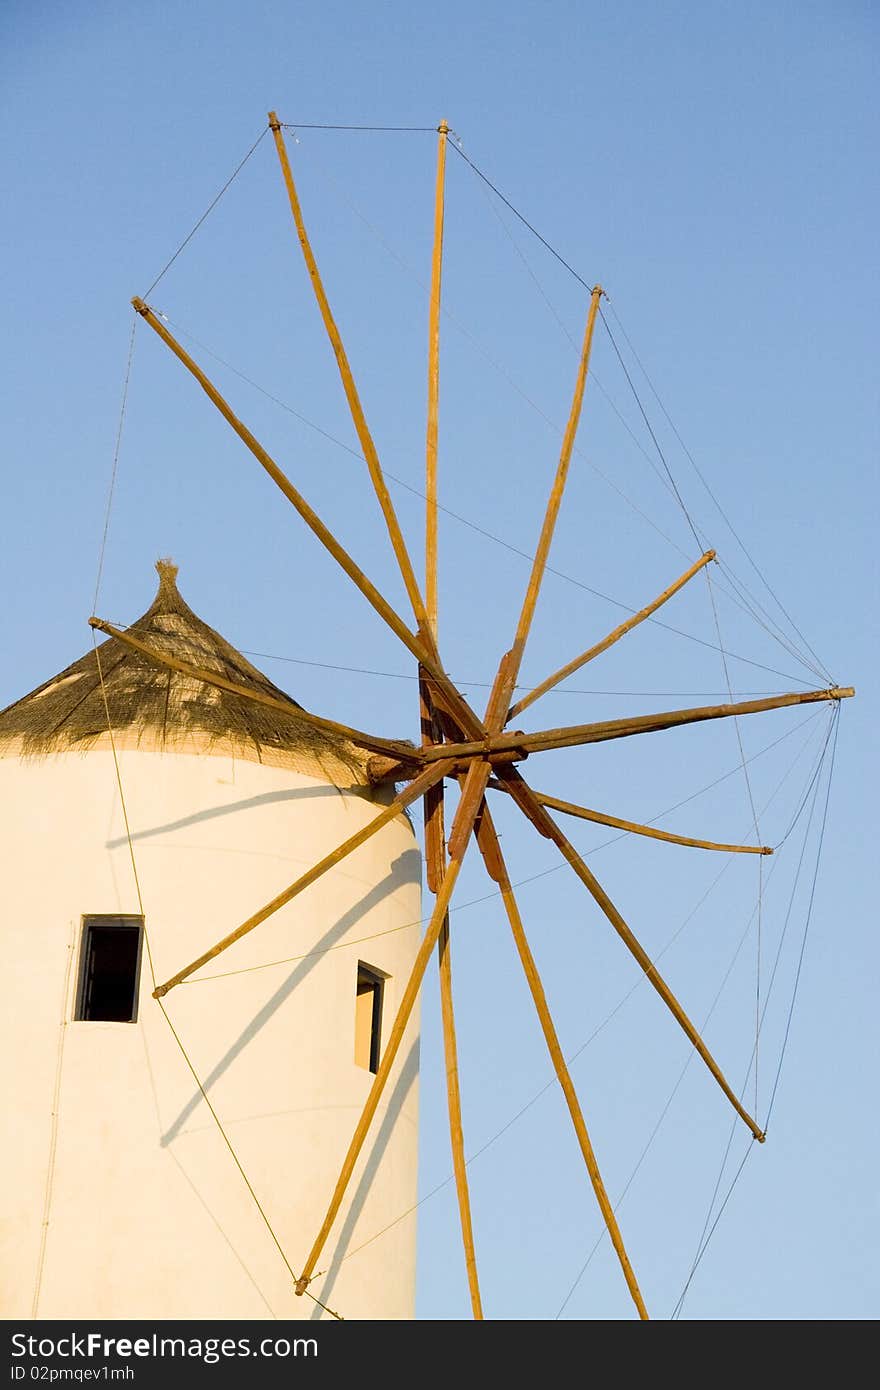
(0, 746, 421, 1320)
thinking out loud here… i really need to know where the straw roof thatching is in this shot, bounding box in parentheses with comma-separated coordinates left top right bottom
(0, 560, 377, 785)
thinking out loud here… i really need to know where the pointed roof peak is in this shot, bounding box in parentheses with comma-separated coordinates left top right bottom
(146, 556, 197, 623)
(0, 559, 374, 785)
(155, 556, 180, 596)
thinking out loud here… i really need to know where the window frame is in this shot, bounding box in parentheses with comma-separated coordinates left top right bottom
(74, 914, 145, 1024)
(355, 962, 388, 1074)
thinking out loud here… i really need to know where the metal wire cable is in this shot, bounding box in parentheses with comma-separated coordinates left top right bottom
(471, 169, 690, 508)
(241, 653, 792, 699)
(774, 707, 837, 849)
(447, 138, 593, 294)
(764, 710, 840, 1129)
(750, 729, 832, 1102)
(142, 127, 268, 298)
(715, 558, 831, 686)
(604, 299, 835, 686)
(672, 1101, 751, 1318)
(670, 715, 837, 1317)
(92, 316, 137, 613)
(600, 309, 712, 555)
(705, 568, 763, 1111)
(671, 1138, 755, 1319)
(282, 122, 436, 132)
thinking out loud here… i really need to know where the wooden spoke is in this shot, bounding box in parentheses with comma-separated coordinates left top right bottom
(268, 114, 430, 634)
(131, 299, 422, 653)
(295, 756, 493, 1297)
(130, 297, 482, 742)
(493, 284, 604, 721)
(421, 686, 855, 762)
(89, 617, 421, 766)
(421, 678, 483, 1318)
(437, 916, 483, 1317)
(508, 550, 716, 720)
(487, 779, 773, 855)
(425, 121, 448, 637)
(151, 759, 454, 998)
(420, 677, 448, 893)
(472, 800, 648, 1319)
(497, 768, 766, 1141)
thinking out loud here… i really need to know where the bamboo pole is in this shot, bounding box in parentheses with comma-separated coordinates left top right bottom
(268, 114, 429, 634)
(420, 681, 446, 895)
(130, 298, 483, 742)
(498, 768, 765, 1141)
(426, 120, 448, 636)
(437, 917, 484, 1317)
(472, 801, 648, 1319)
(419, 128, 483, 1316)
(420, 679, 483, 1318)
(493, 284, 604, 721)
(421, 687, 855, 762)
(486, 780, 773, 855)
(509, 550, 716, 720)
(151, 759, 453, 997)
(295, 757, 493, 1295)
(88, 618, 421, 765)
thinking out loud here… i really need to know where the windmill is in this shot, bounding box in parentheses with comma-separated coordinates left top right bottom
(75, 113, 854, 1322)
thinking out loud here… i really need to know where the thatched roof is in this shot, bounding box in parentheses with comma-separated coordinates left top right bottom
(0, 560, 373, 785)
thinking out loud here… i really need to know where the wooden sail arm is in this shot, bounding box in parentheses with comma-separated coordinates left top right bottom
(495, 766, 765, 1141)
(486, 779, 773, 855)
(151, 759, 454, 998)
(88, 616, 420, 767)
(268, 114, 430, 635)
(508, 549, 716, 720)
(419, 109, 483, 1325)
(435, 907, 483, 1318)
(420, 679, 483, 1319)
(129, 298, 484, 743)
(491, 284, 604, 724)
(470, 798, 648, 1319)
(425, 121, 448, 637)
(422, 686, 855, 762)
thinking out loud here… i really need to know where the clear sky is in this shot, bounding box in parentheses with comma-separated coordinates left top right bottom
(2, 0, 876, 1320)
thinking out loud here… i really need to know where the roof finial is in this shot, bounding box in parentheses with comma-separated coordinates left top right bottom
(155, 557, 180, 594)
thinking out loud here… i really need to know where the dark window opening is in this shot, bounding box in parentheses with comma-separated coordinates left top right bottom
(355, 963, 385, 1073)
(75, 916, 144, 1022)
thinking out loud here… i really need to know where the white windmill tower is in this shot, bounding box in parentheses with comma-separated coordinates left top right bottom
(0, 559, 421, 1321)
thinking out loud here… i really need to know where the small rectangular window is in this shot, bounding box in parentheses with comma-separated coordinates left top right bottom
(355, 963, 385, 1073)
(75, 916, 144, 1023)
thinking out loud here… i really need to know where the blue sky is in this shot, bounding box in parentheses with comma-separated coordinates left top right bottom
(2, 1, 876, 1320)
